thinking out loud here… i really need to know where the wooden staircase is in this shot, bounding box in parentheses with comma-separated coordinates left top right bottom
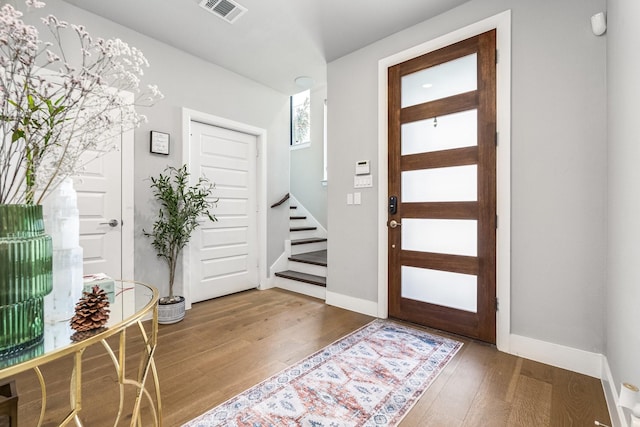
(276, 250, 327, 287)
(273, 198, 327, 299)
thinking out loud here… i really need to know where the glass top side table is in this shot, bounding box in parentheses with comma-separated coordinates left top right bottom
(0, 280, 161, 426)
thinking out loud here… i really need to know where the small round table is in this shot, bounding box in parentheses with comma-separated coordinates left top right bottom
(0, 280, 161, 426)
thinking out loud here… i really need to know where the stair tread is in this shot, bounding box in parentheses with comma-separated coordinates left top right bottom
(290, 216, 307, 220)
(290, 226, 317, 232)
(289, 250, 327, 266)
(275, 270, 326, 287)
(289, 206, 297, 209)
(291, 237, 327, 245)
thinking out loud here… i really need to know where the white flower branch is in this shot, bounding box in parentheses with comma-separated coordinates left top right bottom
(0, 1, 163, 204)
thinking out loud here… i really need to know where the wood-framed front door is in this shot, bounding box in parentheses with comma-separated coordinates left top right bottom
(387, 30, 496, 343)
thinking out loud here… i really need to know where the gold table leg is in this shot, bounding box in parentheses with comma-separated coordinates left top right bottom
(98, 316, 162, 426)
(33, 367, 46, 427)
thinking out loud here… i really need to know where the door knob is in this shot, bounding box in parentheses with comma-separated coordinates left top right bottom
(388, 219, 401, 229)
(100, 219, 119, 227)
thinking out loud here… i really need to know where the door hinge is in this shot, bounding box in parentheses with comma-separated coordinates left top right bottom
(496, 49, 499, 64)
(495, 297, 499, 311)
(496, 214, 498, 229)
(495, 132, 499, 146)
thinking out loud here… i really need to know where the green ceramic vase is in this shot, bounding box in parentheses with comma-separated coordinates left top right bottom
(0, 204, 53, 356)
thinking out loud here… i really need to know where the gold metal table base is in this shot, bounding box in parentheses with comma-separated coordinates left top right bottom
(0, 281, 161, 426)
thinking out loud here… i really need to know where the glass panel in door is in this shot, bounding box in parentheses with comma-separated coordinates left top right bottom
(402, 219, 477, 256)
(401, 165, 477, 202)
(401, 109, 478, 155)
(401, 54, 477, 108)
(401, 266, 477, 312)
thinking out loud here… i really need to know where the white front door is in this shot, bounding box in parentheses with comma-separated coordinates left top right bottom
(189, 121, 258, 302)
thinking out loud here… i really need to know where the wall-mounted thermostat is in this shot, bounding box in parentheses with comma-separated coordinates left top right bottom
(355, 160, 370, 175)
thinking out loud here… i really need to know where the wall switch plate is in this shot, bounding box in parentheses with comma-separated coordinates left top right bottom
(354, 175, 373, 188)
(354, 192, 361, 205)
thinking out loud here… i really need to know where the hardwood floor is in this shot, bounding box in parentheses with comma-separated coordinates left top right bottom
(11, 288, 611, 426)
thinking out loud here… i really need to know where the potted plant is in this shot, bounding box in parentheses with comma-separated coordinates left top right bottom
(144, 164, 217, 324)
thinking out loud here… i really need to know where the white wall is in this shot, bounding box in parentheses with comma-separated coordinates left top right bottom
(25, 0, 291, 297)
(327, 0, 607, 353)
(290, 85, 328, 228)
(607, 0, 640, 420)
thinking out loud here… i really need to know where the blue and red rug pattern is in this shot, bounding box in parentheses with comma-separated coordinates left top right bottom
(183, 319, 462, 427)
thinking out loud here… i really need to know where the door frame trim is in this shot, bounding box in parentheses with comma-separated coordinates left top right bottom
(122, 126, 135, 281)
(376, 11, 511, 351)
(181, 108, 268, 309)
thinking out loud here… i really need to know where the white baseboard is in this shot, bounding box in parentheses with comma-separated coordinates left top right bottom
(261, 277, 276, 289)
(325, 291, 378, 317)
(602, 356, 627, 427)
(509, 334, 603, 379)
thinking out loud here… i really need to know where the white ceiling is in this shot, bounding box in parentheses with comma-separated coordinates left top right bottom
(62, 0, 470, 95)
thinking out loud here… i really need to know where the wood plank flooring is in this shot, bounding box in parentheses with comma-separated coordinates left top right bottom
(10, 288, 611, 426)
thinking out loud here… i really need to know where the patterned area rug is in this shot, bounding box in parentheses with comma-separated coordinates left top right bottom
(183, 319, 462, 427)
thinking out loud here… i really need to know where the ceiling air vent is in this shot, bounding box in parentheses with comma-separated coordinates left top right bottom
(199, 0, 247, 24)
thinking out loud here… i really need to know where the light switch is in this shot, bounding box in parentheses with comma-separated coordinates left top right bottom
(354, 175, 373, 188)
(347, 193, 353, 205)
(354, 192, 361, 205)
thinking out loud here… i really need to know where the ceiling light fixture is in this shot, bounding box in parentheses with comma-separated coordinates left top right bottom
(422, 83, 433, 89)
(294, 76, 315, 90)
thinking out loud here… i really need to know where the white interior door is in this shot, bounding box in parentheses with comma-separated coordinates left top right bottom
(189, 121, 258, 303)
(72, 131, 130, 279)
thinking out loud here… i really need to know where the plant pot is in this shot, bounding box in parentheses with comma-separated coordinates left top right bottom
(0, 204, 53, 356)
(157, 296, 185, 325)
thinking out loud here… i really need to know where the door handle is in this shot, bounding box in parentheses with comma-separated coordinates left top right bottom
(388, 219, 401, 229)
(100, 219, 119, 227)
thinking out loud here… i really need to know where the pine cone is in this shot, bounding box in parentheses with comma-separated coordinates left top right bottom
(70, 285, 111, 332)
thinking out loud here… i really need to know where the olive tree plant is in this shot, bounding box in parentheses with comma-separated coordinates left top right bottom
(143, 164, 216, 303)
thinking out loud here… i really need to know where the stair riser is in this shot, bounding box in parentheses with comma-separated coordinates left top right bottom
(289, 229, 321, 240)
(274, 278, 326, 300)
(287, 261, 326, 277)
(291, 241, 327, 255)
